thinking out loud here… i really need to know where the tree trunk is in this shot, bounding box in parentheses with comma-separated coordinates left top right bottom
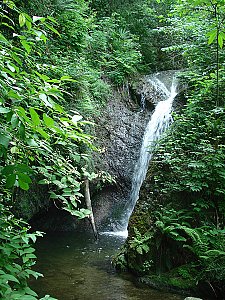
(84, 178, 98, 240)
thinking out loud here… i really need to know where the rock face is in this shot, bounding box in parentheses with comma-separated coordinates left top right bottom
(92, 86, 152, 230)
(136, 70, 179, 106)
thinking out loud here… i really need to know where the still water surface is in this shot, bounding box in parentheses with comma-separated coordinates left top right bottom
(31, 232, 183, 300)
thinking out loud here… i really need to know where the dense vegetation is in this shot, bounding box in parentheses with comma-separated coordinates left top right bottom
(1, 0, 225, 299)
(0, 0, 142, 298)
(115, 0, 225, 299)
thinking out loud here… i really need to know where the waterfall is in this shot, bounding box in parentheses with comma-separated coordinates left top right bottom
(121, 76, 177, 233)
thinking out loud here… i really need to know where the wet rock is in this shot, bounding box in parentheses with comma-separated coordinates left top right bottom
(92, 86, 152, 230)
(135, 71, 183, 109)
(13, 182, 50, 221)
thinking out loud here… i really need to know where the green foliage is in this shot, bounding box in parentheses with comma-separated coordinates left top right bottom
(163, 0, 225, 104)
(23, 0, 143, 117)
(147, 72, 225, 294)
(112, 246, 128, 271)
(91, 0, 178, 70)
(154, 206, 225, 284)
(0, 201, 58, 300)
(153, 75, 225, 222)
(0, 0, 95, 215)
(129, 228, 152, 255)
(155, 208, 192, 243)
(0, 1, 106, 298)
(88, 14, 142, 83)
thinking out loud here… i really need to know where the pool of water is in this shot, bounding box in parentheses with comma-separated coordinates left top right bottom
(31, 232, 183, 300)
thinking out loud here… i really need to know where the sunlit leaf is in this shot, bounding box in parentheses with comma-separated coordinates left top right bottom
(29, 108, 40, 126)
(218, 33, 224, 49)
(207, 30, 217, 45)
(19, 13, 26, 27)
(43, 114, 54, 127)
(18, 179, 29, 190)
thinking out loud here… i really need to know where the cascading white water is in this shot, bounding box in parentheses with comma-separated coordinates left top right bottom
(121, 76, 177, 233)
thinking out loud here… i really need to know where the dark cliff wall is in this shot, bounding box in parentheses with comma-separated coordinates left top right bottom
(92, 86, 152, 230)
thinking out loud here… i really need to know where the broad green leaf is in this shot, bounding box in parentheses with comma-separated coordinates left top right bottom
(60, 76, 77, 82)
(218, 33, 224, 49)
(18, 173, 32, 184)
(35, 72, 50, 81)
(21, 247, 35, 254)
(49, 192, 58, 199)
(0, 274, 19, 283)
(45, 23, 61, 36)
(73, 154, 81, 163)
(11, 114, 19, 128)
(80, 208, 91, 215)
(16, 164, 32, 173)
(37, 128, 50, 139)
(26, 19, 32, 30)
(51, 125, 64, 135)
(10, 146, 19, 154)
(220, 32, 225, 40)
(70, 210, 86, 219)
(27, 139, 39, 147)
(39, 94, 52, 108)
(26, 269, 43, 279)
(45, 79, 60, 83)
(207, 30, 217, 45)
(53, 103, 63, 113)
(21, 40, 31, 54)
(29, 108, 40, 126)
(16, 107, 29, 120)
(19, 13, 26, 27)
(19, 122, 25, 139)
(0, 133, 10, 148)
(24, 287, 38, 297)
(11, 53, 22, 66)
(8, 90, 21, 99)
(47, 16, 58, 24)
(39, 33, 47, 43)
(7, 62, 18, 73)
(43, 113, 54, 127)
(6, 174, 16, 188)
(19, 295, 37, 300)
(0, 33, 8, 43)
(2, 165, 15, 175)
(38, 179, 48, 184)
(18, 179, 29, 190)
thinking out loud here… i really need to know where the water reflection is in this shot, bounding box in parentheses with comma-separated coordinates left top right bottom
(31, 232, 183, 300)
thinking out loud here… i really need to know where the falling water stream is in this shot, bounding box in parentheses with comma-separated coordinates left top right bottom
(121, 75, 177, 231)
(31, 75, 182, 300)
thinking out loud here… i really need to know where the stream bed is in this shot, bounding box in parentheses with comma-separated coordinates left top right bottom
(31, 232, 183, 300)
